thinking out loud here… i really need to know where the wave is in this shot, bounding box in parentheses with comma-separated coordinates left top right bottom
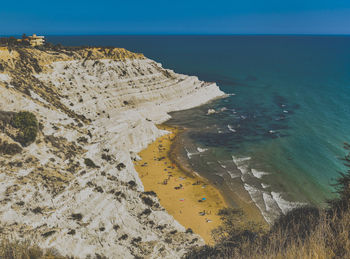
(227, 125, 236, 133)
(233, 155, 305, 224)
(185, 146, 208, 159)
(251, 169, 270, 179)
(244, 183, 304, 224)
(232, 156, 251, 165)
(243, 183, 276, 224)
(197, 147, 208, 153)
(218, 160, 241, 179)
(263, 192, 278, 214)
(261, 183, 270, 189)
(185, 148, 196, 159)
(207, 106, 229, 115)
(207, 109, 216, 115)
(271, 192, 306, 215)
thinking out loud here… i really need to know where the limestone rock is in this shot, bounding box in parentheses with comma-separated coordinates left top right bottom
(0, 46, 224, 258)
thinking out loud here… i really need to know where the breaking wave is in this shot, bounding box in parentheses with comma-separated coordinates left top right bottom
(227, 124, 236, 132)
(233, 155, 306, 224)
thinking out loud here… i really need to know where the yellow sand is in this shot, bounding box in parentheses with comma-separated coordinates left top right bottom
(134, 125, 228, 244)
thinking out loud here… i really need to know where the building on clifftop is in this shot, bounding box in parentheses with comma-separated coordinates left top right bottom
(27, 34, 45, 47)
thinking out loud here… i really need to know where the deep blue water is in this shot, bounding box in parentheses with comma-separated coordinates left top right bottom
(48, 35, 350, 221)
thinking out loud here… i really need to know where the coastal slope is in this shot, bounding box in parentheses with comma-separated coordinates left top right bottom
(0, 46, 224, 258)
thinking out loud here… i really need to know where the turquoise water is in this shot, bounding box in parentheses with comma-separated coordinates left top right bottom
(48, 35, 350, 221)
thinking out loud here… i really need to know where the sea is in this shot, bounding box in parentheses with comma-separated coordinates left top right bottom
(47, 35, 350, 223)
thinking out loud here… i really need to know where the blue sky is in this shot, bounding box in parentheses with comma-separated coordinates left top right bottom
(1, 0, 350, 35)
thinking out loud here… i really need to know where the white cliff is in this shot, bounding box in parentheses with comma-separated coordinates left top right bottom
(0, 46, 224, 258)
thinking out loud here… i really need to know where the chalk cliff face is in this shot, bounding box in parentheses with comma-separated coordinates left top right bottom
(0, 46, 224, 258)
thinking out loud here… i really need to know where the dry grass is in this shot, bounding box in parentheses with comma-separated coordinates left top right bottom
(187, 201, 350, 259)
(0, 239, 67, 259)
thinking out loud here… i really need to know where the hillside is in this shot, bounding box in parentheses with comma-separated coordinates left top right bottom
(0, 45, 224, 258)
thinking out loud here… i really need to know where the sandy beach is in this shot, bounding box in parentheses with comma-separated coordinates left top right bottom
(134, 125, 228, 244)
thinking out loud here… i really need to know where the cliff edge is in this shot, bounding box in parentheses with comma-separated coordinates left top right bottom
(0, 46, 224, 258)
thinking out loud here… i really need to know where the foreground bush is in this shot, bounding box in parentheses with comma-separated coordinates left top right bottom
(186, 143, 350, 259)
(0, 239, 66, 259)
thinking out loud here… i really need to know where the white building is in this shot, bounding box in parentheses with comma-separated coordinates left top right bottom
(28, 34, 45, 47)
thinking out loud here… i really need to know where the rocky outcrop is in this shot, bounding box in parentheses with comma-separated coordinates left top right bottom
(0, 46, 224, 258)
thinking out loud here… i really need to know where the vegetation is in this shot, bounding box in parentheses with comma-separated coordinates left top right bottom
(0, 140, 22, 155)
(10, 111, 38, 147)
(0, 239, 65, 259)
(141, 196, 155, 207)
(84, 158, 99, 168)
(117, 162, 126, 171)
(70, 213, 83, 221)
(186, 143, 350, 259)
(0, 37, 30, 47)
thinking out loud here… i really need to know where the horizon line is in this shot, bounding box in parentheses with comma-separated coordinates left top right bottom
(1, 33, 350, 37)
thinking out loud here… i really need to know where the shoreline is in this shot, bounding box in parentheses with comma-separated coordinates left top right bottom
(168, 127, 267, 225)
(134, 125, 228, 244)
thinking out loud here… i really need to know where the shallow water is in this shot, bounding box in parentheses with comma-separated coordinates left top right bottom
(49, 35, 350, 222)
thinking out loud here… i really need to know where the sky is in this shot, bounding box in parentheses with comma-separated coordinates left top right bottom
(1, 0, 350, 35)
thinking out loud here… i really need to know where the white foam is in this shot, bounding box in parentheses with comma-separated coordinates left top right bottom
(185, 146, 208, 158)
(244, 184, 289, 224)
(185, 148, 202, 159)
(251, 169, 270, 179)
(227, 170, 240, 179)
(207, 109, 216, 115)
(262, 192, 277, 214)
(271, 192, 305, 215)
(237, 165, 250, 175)
(185, 148, 194, 159)
(232, 156, 307, 225)
(244, 184, 272, 224)
(243, 182, 306, 224)
(261, 183, 270, 189)
(218, 161, 240, 179)
(227, 125, 236, 132)
(232, 155, 251, 165)
(197, 147, 208, 153)
(219, 163, 226, 169)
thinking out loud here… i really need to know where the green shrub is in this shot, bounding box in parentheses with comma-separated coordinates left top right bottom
(70, 213, 83, 221)
(139, 209, 152, 217)
(0, 140, 22, 155)
(141, 196, 154, 207)
(10, 111, 38, 147)
(84, 158, 99, 168)
(118, 234, 128, 241)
